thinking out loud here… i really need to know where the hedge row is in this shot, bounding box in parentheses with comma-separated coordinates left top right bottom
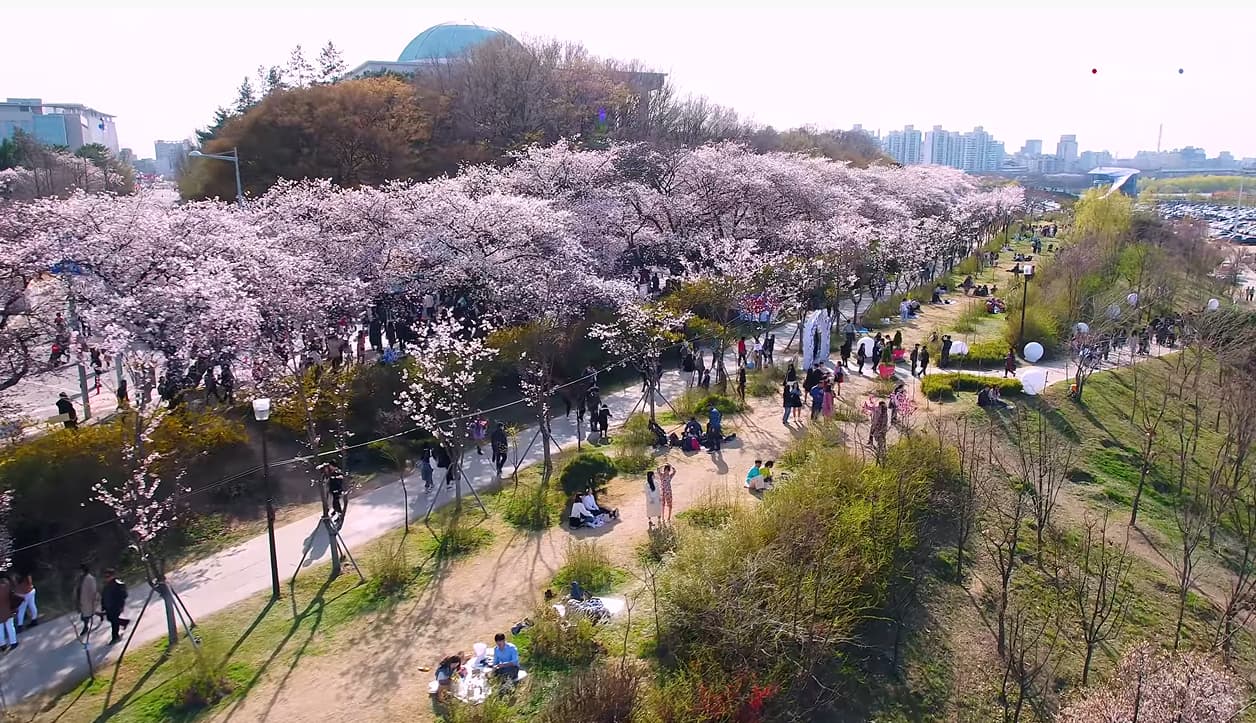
(921, 373, 1023, 400)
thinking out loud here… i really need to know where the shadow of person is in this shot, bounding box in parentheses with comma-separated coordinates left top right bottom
(300, 520, 331, 567)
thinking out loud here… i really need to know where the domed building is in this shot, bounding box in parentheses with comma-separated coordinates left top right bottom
(346, 22, 517, 77)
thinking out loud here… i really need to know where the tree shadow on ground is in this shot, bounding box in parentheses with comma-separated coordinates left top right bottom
(217, 573, 347, 723)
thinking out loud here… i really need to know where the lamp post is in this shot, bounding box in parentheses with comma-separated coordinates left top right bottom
(1018, 264, 1035, 349)
(188, 147, 244, 206)
(252, 397, 281, 601)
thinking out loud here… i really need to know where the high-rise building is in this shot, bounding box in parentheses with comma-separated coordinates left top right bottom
(958, 127, 1004, 172)
(154, 140, 191, 178)
(0, 98, 119, 153)
(1056, 134, 1079, 171)
(1020, 139, 1042, 157)
(882, 125, 923, 165)
(924, 126, 963, 167)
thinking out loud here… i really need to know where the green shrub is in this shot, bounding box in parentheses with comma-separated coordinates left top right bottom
(522, 605, 601, 670)
(677, 491, 738, 529)
(674, 390, 744, 417)
(557, 452, 618, 496)
(444, 697, 518, 723)
(950, 303, 988, 333)
(368, 539, 410, 597)
(613, 451, 653, 474)
(616, 413, 656, 449)
(1005, 303, 1061, 356)
(954, 255, 982, 276)
(537, 666, 641, 723)
(553, 540, 621, 593)
(780, 419, 847, 468)
(436, 523, 493, 559)
(745, 363, 787, 398)
(921, 373, 1024, 400)
(613, 414, 655, 473)
(926, 337, 1009, 370)
(639, 522, 681, 562)
(166, 636, 237, 716)
(656, 438, 941, 701)
(497, 482, 565, 530)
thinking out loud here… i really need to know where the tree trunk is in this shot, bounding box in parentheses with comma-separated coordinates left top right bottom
(1130, 461, 1151, 527)
(1081, 643, 1095, 685)
(149, 565, 179, 647)
(323, 513, 342, 578)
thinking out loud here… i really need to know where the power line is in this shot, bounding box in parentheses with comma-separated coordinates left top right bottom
(5, 322, 757, 555)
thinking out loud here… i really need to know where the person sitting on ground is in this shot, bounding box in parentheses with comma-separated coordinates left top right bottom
(745, 459, 763, 488)
(760, 460, 775, 489)
(569, 495, 598, 528)
(434, 653, 464, 700)
(931, 285, 944, 303)
(977, 385, 1006, 409)
(648, 418, 668, 447)
(961, 275, 975, 294)
(683, 416, 703, 438)
(580, 488, 618, 520)
(491, 633, 520, 681)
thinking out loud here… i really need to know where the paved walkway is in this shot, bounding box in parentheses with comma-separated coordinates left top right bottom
(0, 320, 801, 706)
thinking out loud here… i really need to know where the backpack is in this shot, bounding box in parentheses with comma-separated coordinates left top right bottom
(685, 436, 700, 451)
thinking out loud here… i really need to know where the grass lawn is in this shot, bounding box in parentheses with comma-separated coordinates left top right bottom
(1020, 358, 1224, 543)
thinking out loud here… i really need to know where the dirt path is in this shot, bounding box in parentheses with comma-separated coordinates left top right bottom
(204, 389, 842, 723)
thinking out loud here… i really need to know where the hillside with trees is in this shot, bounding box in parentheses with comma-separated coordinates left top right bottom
(181, 38, 889, 202)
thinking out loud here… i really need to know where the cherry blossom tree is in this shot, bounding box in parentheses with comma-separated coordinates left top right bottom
(1059, 642, 1243, 723)
(94, 407, 189, 646)
(589, 301, 690, 421)
(397, 311, 496, 515)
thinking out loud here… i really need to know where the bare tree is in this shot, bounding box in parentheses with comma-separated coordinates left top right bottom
(1069, 512, 1134, 685)
(1001, 408, 1075, 565)
(999, 597, 1062, 723)
(1214, 380, 1256, 661)
(944, 414, 994, 579)
(1128, 357, 1170, 528)
(982, 483, 1029, 656)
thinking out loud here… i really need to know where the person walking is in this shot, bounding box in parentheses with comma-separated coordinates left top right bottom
(782, 382, 795, 424)
(76, 564, 98, 639)
(736, 364, 747, 401)
(1004, 347, 1017, 379)
(14, 572, 37, 630)
(56, 392, 78, 429)
(419, 449, 434, 492)
(910, 344, 920, 377)
(809, 382, 824, 421)
(856, 344, 867, 375)
(764, 334, 775, 365)
(100, 568, 130, 645)
(657, 464, 675, 522)
(869, 401, 889, 447)
(597, 404, 612, 442)
(918, 346, 930, 377)
(0, 573, 16, 651)
(737, 337, 748, 365)
(821, 382, 835, 420)
(491, 422, 509, 476)
(470, 416, 488, 456)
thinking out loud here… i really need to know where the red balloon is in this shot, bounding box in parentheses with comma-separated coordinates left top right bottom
(1091, 68, 1098, 74)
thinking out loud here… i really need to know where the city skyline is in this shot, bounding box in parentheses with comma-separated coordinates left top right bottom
(6, 2, 1256, 158)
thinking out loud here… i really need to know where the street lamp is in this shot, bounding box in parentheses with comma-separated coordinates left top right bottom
(252, 397, 281, 601)
(188, 147, 244, 206)
(1018, 264, 1035, 349)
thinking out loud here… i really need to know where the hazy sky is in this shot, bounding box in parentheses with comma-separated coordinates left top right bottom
(8, 0, 1255, 159)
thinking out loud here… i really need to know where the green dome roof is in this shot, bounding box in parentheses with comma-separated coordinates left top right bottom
(397, 23, 510, 62)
